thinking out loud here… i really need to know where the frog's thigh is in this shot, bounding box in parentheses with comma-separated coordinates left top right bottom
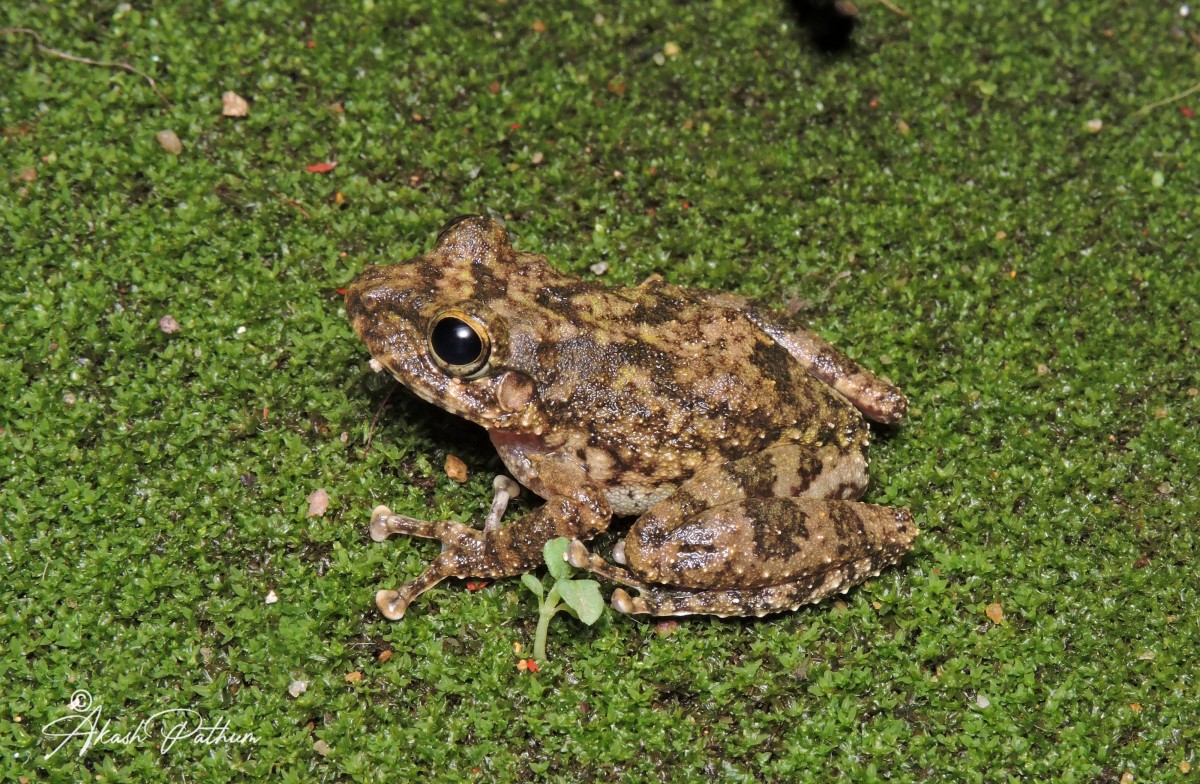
(639, 441, 869, 537)
(618, 499, 916, 617)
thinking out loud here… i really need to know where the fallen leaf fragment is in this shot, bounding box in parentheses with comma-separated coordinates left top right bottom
(222, 90, 249, 117)
(158, 315, 180, 334)
(16, 167, 36, 183)
(445, 454, 468, 483)
(344, 671, 363, 683)
(313, 739, 330, 756)
(265, 590, 279, 605)
(985, 602, 1004, 624)
(156, 129, 183, 155)
(306, 161, 337, 173)
(378, 649, 392, 662)
(288, 680, 308, 697)
(306, 488, 330, 517)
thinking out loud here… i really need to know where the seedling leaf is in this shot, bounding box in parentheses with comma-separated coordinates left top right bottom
(543, 537, 572, 580)
(557, 579, 605, 626)
(520, 572, 544, 601)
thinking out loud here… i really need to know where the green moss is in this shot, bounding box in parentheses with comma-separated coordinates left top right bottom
(2, 1, 1197, 781)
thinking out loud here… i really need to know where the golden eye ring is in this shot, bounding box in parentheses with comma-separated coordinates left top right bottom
(427, 309, 491, 377)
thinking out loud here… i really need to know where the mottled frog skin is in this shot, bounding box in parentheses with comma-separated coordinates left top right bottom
(345, 215, 916, 619)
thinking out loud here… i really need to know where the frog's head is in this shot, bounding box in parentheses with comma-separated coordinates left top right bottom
(345, 215, 551, 434)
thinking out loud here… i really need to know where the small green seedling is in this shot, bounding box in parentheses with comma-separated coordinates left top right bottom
(521, 538, 606, 662)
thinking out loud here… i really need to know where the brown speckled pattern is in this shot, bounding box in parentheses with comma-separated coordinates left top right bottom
(347, 215, 916, 618)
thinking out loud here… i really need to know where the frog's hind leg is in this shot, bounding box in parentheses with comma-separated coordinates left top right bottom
(753, 314, 908, 424)
(565, 539, 655, 591)
(609, 574, 862, 618)
(615, 499, 916, 617)
(573, 440, 914, 617)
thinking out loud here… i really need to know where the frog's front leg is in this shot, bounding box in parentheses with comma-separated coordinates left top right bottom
(369, 459, 612, 619)
(568, 442, 917, 617)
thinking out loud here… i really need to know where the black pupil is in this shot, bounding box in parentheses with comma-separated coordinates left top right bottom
(431, 317, 483, 367)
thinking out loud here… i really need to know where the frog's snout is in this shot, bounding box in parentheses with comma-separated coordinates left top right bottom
(344, 265, 393, 318)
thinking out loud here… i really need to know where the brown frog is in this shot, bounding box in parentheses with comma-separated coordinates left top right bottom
(345, 215, 916, 619)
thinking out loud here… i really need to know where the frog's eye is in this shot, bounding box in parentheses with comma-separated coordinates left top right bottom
(428, 310, 491, 377)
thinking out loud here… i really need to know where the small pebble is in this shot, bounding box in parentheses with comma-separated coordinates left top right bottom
(222, 90, 249, 117)
(158, 315, 180, 334)
(265, 590, 279, 605)
(288, 680, 308, 698)
(444, 454, 468, 483)
(156, 129, 183, 155)
(1086, 118, 1103, 133)
(590, 261, 609, 276)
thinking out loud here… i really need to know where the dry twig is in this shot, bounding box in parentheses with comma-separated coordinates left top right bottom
(875, 0, 911, 17)
(1133, 81, 1200, 117)
(362, 383, 398, 459)
(269, 189, 313, 219)
(0, 26, 171, 108)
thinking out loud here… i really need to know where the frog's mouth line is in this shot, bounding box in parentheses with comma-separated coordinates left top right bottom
(368, 350, 477, 422)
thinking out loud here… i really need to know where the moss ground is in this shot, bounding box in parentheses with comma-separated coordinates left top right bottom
(2, 1, 1198, 781)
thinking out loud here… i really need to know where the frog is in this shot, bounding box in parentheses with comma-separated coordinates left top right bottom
(344, 215, 916, 619)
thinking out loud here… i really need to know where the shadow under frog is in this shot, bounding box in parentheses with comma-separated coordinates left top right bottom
(345, 215, 916, 619)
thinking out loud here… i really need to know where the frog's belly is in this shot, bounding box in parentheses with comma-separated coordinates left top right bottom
(490, 429, 675, 516)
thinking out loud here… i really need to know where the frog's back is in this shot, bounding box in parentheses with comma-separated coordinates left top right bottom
(496, 265, 865, 484)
